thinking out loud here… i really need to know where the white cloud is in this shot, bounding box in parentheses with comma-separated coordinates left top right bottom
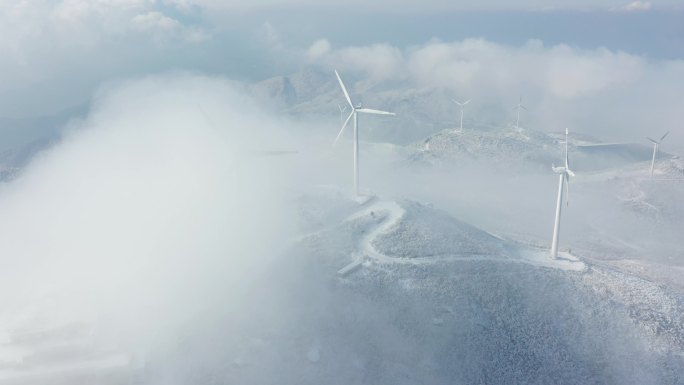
(314, 43, 404, 81)
(622, 1, 653, 11)
(131, 11, 208, 42)
(257, 21, 282, 49)
(0, 1, 208, 54)
(131, 11, 182, 31)
(310, 38, 649, 98)
(0, 0, 210, 113)
(162, 0, 197, 11)
(306, 38, 684, 143)
(307, 38, 331, 60)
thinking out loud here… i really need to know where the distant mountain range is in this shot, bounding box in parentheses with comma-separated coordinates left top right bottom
(248, 69, 671, 174)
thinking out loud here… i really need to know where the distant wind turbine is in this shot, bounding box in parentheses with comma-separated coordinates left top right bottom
(514, 96, 528, 129)
(550, 128, 575, 259)
(452, 99, 470, 130)
(647, 131, 669, 177)
(334, 70, 395, 196)
(338, 104, 348, 125)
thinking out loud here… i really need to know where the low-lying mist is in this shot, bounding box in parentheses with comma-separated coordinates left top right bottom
(0, 73, 324, 360)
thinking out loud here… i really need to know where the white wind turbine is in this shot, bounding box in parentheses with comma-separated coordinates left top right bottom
(452, 99, 470, 130)
(334, 70, 395, 196)
(338, 104, 348, 125)
(647, 131, 669, 177)
(550, 128, 575, 259)
(514, 96, 528, 129)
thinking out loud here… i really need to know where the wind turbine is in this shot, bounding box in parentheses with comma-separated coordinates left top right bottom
(338, 104, 348, 125)
(452, 99, 470, 130)
(514, 96, 528, 129)
(334, 70, 395, 196)
(647, 131, 669, 177)
(550, 128, 575, 259)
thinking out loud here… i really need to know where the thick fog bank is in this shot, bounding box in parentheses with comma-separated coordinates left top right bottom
(0, 74, 311, 368)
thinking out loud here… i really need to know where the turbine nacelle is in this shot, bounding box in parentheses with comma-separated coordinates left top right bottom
(333, 70, 395, 146)
(551, 165, 575, 177)
(647, 131, 670, 146)
(514, 96, 528, 111)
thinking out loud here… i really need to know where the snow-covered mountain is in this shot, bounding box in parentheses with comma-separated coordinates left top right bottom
(0, 71, 681, 384)
(405, 125, 667, 174)
(248, 69, 668, 175)
(133, 189, 683, 385)
(248, 69, 464, 145)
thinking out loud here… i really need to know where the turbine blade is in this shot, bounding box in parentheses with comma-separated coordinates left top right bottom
(334, 111, 354, 146)
(334, 70, 354, 109)
(521, 105, 528, 111)
(565, 128, 569, 169)
(357, 108, 395, 116)
(463, 99, 471, 105)
(647, 137, 658, 144)
(660, 131, 670, 141)
(566, 169, 576, 177)
(565, 173, 570, 206)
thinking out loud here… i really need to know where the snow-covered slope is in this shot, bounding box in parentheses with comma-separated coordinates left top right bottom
(142, 189, 682, 385)
(405, 125, 661, 174)
(407, 126, 559, 172)
(249, 70, 468, 145)
(0, 188, 681, 384)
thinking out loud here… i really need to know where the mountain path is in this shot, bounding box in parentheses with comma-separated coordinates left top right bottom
(339, 196, 586, 273)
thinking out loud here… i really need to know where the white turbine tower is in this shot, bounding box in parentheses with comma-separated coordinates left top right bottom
(452, 99, 470, 130)
(338, 104, 348, 125)
(514, 96, 528, 129)
(550, 128, 575, 259)
(647, 131, 669, 177)
(334, 70, 395, 196)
